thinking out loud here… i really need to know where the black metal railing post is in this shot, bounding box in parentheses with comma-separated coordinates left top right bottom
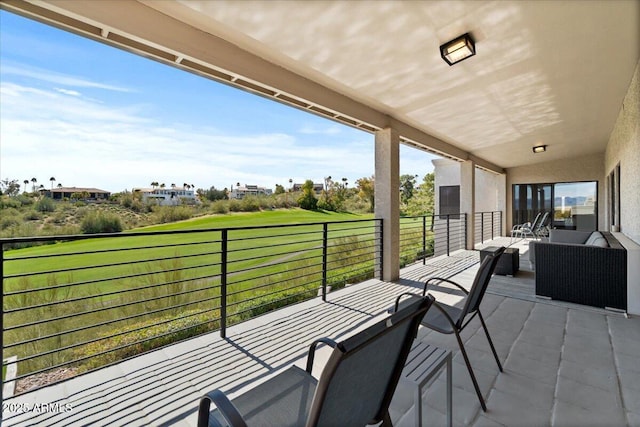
(220, 229, 228, 339)
(491, 211, 495, 240)
(321, 223, 328, 301)
(422, 216, 427, 265)
(463, 213, 468, 250)
(378, 220, 384, 280)
(446, 214, 450, 257)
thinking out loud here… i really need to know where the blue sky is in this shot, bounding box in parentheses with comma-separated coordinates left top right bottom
(0, 10, 437, 193)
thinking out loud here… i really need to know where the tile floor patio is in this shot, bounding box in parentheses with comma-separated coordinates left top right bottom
(2, 238, 639, 426)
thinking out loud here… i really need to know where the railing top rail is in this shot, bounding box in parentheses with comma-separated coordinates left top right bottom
(0, 217, 381, 245)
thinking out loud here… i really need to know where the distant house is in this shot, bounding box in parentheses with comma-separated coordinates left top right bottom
(41, 187, 111, 201)
(292, 183, 324, 194)
(229, 184, 273, 200)
(132, 187, 197, 206)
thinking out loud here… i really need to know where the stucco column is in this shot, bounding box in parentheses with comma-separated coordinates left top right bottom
(461, 160, 475, 249)
(375, 128, 400, 281)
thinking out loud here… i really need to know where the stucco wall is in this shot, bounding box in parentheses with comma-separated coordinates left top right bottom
(432, 158, 503, 214)
(605, 61, 640, 245)
(505, 153, 605, 230)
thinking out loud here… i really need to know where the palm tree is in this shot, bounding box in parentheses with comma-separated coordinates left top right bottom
(23, 179, 29, 192)
(50, 177, 56, 189)
(160, 183, 165, 189)
(57, 183, 63, 188)
(151, 181, 159, 189)
(31, 177, 37, 192)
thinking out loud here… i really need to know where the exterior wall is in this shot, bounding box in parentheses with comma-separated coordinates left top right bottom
(505, 153, 605, 230)
(433, 158, 506, 249)
(433, 159, 504, 214)
(605, 61, 640, 245)
(605, 60, 640, 316)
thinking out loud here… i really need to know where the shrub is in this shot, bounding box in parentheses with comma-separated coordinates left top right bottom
(152, 206, 193, 223)
(228, 199, 242, 212)
(80, 211, 123, 234)
(240, 196, 260, 212)
(35, 197, 56, 212)
(211, 200, 229, 214)
(23, 210, 43, 221)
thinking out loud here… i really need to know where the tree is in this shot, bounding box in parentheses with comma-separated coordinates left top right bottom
(0, 179, 21, 196)
(399, 174, 417, 205)
(356, 176, 375, 212)
(160, 183, 166, 189)
(49, 176, 56, 190)
(274, 184, 285, 194)
(31, 177, 37, 192)
(404, 172, 435, 216)
(151, 181, 159, 189)
(23, 179, 29, 193)
(297, 179, 318, 210)
(199, 186, 228, 201)
(57, 183, 63, 188)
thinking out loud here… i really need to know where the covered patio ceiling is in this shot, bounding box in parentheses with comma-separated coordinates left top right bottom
(2, 0, 639, 172)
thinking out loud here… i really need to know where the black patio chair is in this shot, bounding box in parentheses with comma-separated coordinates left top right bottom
(391, 246, 505, 412)
(198, 294, 435, 427)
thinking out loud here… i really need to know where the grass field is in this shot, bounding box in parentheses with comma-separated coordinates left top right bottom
(3, 209, 391, 381)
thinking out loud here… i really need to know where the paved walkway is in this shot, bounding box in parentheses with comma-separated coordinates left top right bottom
(3, 240, 639, 426)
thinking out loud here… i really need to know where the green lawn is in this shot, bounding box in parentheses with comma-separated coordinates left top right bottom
(3, 209, 433, 378)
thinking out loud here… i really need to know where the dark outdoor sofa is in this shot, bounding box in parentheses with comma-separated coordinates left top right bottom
(530, 230, 627, 311)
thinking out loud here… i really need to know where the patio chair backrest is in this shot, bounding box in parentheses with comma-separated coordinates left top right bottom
(529, 212, 543, 229)
(534, 211, 550, 231)
(458, 247, 505, 328)
(306, 295, 435, 427)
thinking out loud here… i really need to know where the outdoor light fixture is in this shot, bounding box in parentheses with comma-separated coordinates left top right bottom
(440, 33, 476, 66)
(532, 145, 547, 153)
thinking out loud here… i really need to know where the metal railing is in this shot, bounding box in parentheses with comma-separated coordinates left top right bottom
(399, 213, 467, 265)
(473, 211, 502, 245)
(1, 219, 381, 397)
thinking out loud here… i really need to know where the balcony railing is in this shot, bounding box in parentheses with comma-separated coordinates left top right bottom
(399, 213, 467, 264)
(1, 212, 474, 398)
(473, 211, 502, 245)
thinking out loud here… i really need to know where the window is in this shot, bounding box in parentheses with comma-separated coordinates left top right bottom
(439, 185, 460, 218)
(608, 164, 621, 231)
(512, 181, 597, 231)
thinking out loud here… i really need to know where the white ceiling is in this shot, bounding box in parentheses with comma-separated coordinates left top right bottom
(5, 0, 640, 170)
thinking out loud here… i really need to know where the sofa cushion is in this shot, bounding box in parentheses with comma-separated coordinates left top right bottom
(585, 232, 609, 247)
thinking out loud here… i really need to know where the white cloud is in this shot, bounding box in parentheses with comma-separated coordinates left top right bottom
(55, 88, 81, 97)
(2, 62, 132, 92)
(0, 80, 377, 192)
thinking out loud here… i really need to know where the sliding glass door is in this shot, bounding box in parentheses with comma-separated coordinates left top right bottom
(512, 181, 597, 231)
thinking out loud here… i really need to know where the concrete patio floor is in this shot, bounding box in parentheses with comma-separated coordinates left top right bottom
(3, 238, 639, 426)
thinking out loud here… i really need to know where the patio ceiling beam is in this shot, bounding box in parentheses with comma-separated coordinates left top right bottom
(1, 0, 504, 175)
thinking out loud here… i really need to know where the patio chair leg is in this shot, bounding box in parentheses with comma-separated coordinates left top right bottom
(478, 312, 503, 372)
(455, 331, 487, 412)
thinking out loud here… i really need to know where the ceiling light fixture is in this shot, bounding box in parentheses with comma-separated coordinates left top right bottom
(532, 145, 547, 153)
(440, 33, 476, 66)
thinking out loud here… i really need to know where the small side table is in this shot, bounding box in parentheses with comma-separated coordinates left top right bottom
(480, 246, 520, 276)
(495, 247, 519, 276)
(401, 342, 452, 427)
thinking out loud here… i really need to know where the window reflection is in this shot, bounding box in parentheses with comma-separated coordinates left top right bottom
(512, 181, 597, 232)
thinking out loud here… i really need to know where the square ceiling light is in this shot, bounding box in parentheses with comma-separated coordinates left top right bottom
(440, 33, 476, 66)
(532, 145, 547, 153)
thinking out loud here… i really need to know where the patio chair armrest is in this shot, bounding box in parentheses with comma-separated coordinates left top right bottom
(198, 389, 247, 427)
(424, 277, 468, 295)
(306, 337, 338, 374)
(389, 292, 423, 314)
